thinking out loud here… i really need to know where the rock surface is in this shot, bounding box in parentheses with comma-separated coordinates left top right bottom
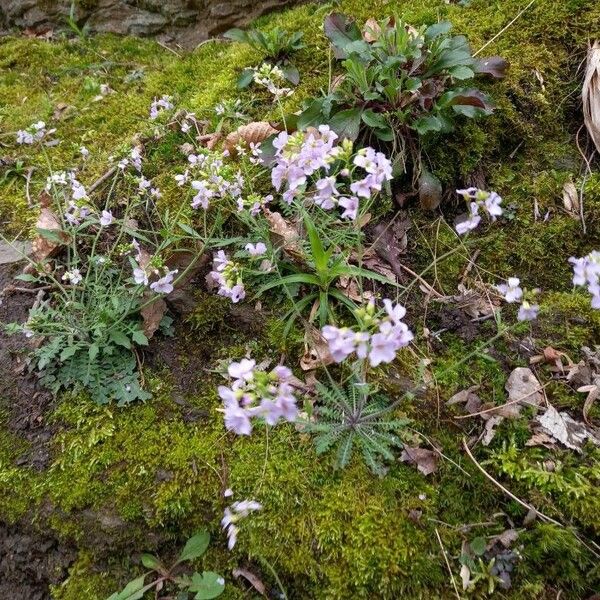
(0, 0, 304, 48)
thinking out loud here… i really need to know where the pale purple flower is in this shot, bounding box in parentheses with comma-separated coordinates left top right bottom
(322, 326, 357, 362)
(496, 277, 523, 303)
(133, 267, 148, 286)
(99, 210, 114, 227)
(62, 268, 82, 285)
(223, 402, 252, 436)
(339, 196, 359, 220)
(150, 269, 177, 294)
(349, 177, 372, 199)
(517, 302, 539, 321)
(175, 170, 189, 186)
(369, 329, 398, 366)
(245, 242, 267, 257)
(149, 95, 174, 120)
(191, 180, 214, 209)
(455, 202, 481, 235)
(224, 488, 234, 497)
(484, 191, 503, 219)
(221, 500, 262, 550)
(314, 176, 338, 209)
(383, 299, 407, 325)
(228, 358, 256, 382)
(80, 146, 89, 158)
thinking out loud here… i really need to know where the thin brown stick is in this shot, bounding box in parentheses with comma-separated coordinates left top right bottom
(397, 262, 444, 299)
(462, 437, 562, 526)
(25, 167, 35, 207)
(434, 527, 461, 600)
(88, 166, 117, 194)
(474, 0, 536, 56)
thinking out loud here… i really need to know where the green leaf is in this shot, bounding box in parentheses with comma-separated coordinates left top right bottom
(470, 536, 487, 556)
(298, 98, 326, 130)
(413, 115, 443, 136)
(36, 228, 65, 245)
(59, 345, 78, 362)
(109, 330, 131, 349)
(449, 65, 475, 80)
(281, 63, 300, 86)
(141, 553, 163, 571)
(329, 107, 362, 141)
(178, 222, 200, 238)
(188, 571, 225, 599)
(304, 213, 328, 274)
(361, 109, 388, 130)
(255, 273, 321, 296)
(177, 531, 210, 563)
(335, 265, 398, 287)
(425, 21, 452, 40)
(14, 273, 38, 282)
(131, 330, 148, 346)
(223, 28, 248, 43)
(107, 575, 155, 600)
(88, 343, 99, 361)
(236, 68, 255, 89)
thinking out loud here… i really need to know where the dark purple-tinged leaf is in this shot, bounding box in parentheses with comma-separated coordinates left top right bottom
(442, 89, 492, 110)
(329, 107, 363, 140)
(473, 56, 509, 78)
(324, 13, 362, 59)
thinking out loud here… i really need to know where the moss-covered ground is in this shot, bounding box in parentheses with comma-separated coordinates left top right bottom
(1, 0, 600, 597)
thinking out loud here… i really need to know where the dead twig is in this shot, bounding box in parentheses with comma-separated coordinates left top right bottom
(88, 166, 117, 194)
(462, 437, 562, 526)
(434, 527, 461, 600)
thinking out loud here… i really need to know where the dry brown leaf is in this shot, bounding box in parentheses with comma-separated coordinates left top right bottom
(579, 383, 600, 424)
(224, 121, 278, 156)
(336, 275, 374, 304)
(525, 431, 556, 448)
(400, 446, 439, 476)
(363, 18, 382, 42)
(446, 386, 482, 414)
(53, 102, 76, 121)
(368, 212, 410, 278)
(436, 283, 498, 320)
(263, 209, 304, 263)
(505, 367, 543, 409)
(198, 132, 222, 150)
(562, 181, 580, 216)
(232, 567, 267, 596)
(582, 41, 600, 153)
(140, 295, 167, 339)
(300, 326, 334, 371)
(537, 404, 600, 452)
(30, 191, 69, 263)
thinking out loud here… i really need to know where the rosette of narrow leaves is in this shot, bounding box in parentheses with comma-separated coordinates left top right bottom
(304, 377, 410, 476)
(300, 14, 506, 166)
(225, 26, 305, 88)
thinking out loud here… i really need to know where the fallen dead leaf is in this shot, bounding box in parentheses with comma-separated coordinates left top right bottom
(224, 121, 278, 156)
(232, 567, 267, 596)
(525, 431, 556, 448)
(140, 295, 167, 339)
(436, 283, 498, 320)
(583, 40, 600, 153)
(562, 181, 580, 217)
(505, 367, 543, 412)
(368, 212, 410, 279)
(263, 209, 304, 263)
(336, 275, 373, 304)
(446, 386, 482, 414)
(537, 404, 600, 452)
(400, 446, 439, 476)
(29, 191, 69, 263)
(363, 17, 383, 42)
(300, 326, 334, 371)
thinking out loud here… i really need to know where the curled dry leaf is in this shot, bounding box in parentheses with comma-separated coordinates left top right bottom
(418, 170, 443, 211)
(224, 121, 278, 156)
(362, 17, 382, 42)
(400, 446, 439, 476)
(368, 212, 410, 279)
(30, 190, 69, 264)
(562, 181, 579, 217)
(263, 209, 304, 263)
(336, 275, 373, 304)
(197, 132, 222, 150)
(537, 404, 600, 452)
(232, 568, 267, 596)
(582, 40, 600, 153)
(436, 283, 499, 320)
(300, 325, 334, 371)
(140, 295, 167, 339)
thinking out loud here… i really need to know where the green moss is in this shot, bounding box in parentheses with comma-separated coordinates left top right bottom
(1, 0, 600, 597)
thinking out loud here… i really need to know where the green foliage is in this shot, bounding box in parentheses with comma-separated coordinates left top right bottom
(225, 26, 305, 88)
(300, 13, 505, 182)
(107, 531, 225, 600)
(304, 373, 410, 476)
